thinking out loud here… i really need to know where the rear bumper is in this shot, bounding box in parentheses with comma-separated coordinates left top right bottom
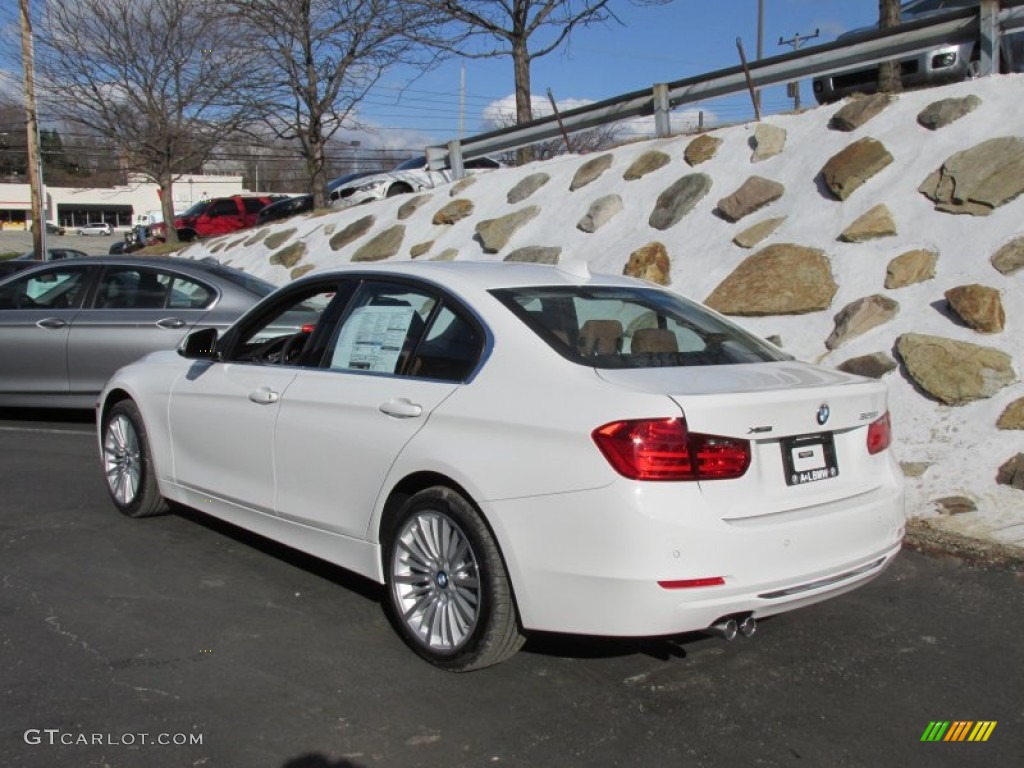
(486, 475, 905, 637)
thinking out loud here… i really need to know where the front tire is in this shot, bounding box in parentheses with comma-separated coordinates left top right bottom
(384, 487, 524, 671)
(102, 400, 168, 518)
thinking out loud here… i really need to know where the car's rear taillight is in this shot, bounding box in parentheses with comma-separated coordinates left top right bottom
(867, 412, 892, 455)
(592, 418, 750, 481)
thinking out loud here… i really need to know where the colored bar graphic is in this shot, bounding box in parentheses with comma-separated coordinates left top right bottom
(920, 720, 996, 742)
(945, 721, 972, 741)
(968, 722, 997, 742)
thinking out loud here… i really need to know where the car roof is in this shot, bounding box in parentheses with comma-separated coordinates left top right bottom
(328, 171, 379, 190)
(298, 259, 651, 294)
(0, 255, 240, 281)
(263, 194, 311, 208)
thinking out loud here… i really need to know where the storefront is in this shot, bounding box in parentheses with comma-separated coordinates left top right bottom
(0, 175, 245, 232)
(0, 183, 29, 229)
(55, 203, 134, 229)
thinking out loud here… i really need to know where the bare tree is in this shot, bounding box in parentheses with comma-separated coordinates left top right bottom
(878, 0, 903, 94)
(228, 1, 441, 209)
(411, 1, 667, 164)
(38, 0, 261, 242)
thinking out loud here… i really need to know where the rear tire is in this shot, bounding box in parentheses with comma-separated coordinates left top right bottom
(384, 486, 524, 671)
(101, 400, 168, 518)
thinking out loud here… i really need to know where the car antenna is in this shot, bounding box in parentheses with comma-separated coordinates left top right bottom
(556, 259, 591, 280)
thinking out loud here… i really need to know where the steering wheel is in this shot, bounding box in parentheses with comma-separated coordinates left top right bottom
(244, 334, 289, 363)
(279, 331, 310, 364)
(245, 331, 309, 364)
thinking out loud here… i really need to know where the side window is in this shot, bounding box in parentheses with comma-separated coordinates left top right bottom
(328, 283, 436, 375)
(0, 267, 89, 310)
(409, 306, 483, 382)
(229, 284, 338, 366)
(167, 274, 215, 309)
(208, 199, 237, 217)
(95, 267, 169, 309)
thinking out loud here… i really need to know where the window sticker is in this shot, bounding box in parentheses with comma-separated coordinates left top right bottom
(331, 305, 415, 372)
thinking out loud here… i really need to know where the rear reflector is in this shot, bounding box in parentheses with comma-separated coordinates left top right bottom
(592, 417, 750, 481)
(658, 577, 726, 589)
(867, 412, 892, 455)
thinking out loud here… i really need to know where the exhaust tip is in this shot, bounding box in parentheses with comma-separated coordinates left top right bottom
(708, 619, 738, 641)
(738, 616, 757, 638)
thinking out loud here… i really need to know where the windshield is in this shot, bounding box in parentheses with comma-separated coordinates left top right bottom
(393, 156, 426, 171)
(178, 200, 212, 218)
(491, 286, 791, 369)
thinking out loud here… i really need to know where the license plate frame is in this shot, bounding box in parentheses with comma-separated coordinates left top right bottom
(781, 432, 839, 486)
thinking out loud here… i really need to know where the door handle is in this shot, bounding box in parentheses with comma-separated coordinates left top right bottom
(248, 388, 280, 405)
(36, 318, 68, 329)
(156, 318, 187, 329)
(378, 398, 423, 418)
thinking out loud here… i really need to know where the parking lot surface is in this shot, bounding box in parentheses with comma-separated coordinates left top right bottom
(1, 411, 1022, 768)
(0, 230, 127, 257)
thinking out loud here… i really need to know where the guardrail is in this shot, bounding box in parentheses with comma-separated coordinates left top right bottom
(428, 0, 1024, 174)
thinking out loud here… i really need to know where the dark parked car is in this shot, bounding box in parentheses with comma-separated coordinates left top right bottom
(813, 0, 1024, 103)
(255, 194, 313, 226)
(0, 256, 278, 408)
(45, 222, 66, 236)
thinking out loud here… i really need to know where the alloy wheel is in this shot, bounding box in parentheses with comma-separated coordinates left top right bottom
(391, 510, 481, 652)
(103, 414, 141, 506)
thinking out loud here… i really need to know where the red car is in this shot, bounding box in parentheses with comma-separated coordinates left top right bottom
(174, 195, 278, 239)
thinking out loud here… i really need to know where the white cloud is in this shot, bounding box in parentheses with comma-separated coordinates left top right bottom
(481, 94, 718, 140)
(481, 94, 594, 129)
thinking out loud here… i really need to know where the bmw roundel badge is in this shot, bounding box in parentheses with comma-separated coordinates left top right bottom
(816, 403, 830, 426)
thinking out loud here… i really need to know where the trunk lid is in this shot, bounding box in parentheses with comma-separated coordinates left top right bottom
(596, 362, 893, 519)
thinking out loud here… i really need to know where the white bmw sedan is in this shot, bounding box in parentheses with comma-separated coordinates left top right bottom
(98, 260, 904, 671)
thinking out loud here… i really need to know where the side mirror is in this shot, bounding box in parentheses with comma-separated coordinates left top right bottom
(178, 327, 219, 360)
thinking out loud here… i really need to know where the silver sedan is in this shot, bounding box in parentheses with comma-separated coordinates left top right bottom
(0, 256, 277, 408)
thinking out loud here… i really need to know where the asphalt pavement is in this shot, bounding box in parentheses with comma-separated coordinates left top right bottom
(0, 229, 125, 257)
(1, 412, 1022, 768)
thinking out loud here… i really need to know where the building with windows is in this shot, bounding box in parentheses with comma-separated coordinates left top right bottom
(0, 173, 245, 231)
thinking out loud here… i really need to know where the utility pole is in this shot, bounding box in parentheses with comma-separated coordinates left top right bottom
(19, 0, 45, 258)
(779, 29, 820, 110)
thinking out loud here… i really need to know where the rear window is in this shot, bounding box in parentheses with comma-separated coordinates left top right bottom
(490, 286, 790, 369)
(201, 263, 277, 298)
